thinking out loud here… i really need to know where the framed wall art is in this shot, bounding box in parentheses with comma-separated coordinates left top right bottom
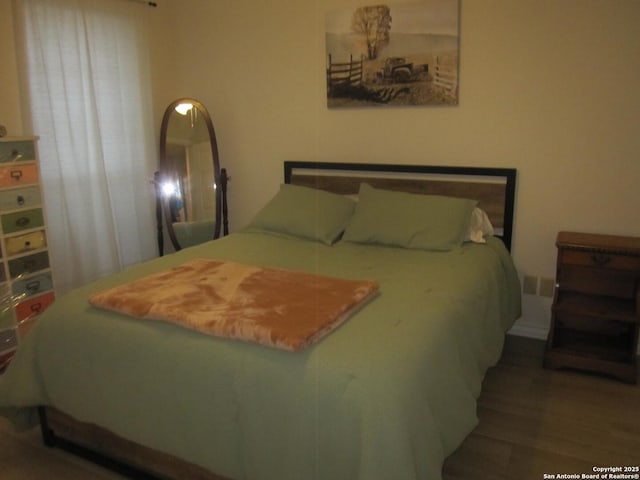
(325, 1, 460, 108)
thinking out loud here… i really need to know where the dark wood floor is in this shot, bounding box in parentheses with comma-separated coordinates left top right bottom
(443, 334, 640, 479)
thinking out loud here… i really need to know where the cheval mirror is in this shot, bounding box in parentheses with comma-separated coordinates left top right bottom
(155, 98, 229, 255)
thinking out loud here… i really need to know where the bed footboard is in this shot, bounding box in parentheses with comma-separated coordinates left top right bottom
(39, 406, 229, 480)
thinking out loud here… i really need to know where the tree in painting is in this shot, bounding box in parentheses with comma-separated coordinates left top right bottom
(351, 5, 392, 60)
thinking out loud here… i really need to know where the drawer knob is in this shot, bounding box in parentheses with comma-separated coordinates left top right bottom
(16, 195, 25, 206)
(591, 253, 611, 266)
(0, 150, 22, 163)
(25, 280, 41, 292)
(16, 217, 30, 228)
(22, 259, 36, 271)
(10, 170, 23, 181)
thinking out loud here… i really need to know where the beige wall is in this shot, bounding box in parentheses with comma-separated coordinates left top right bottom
(3, 0, 640, 337)
(153, 0, 640, 337)
(0, 0, 23, 134)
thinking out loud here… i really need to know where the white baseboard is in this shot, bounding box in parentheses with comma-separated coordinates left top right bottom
(508, 321, 548, 340)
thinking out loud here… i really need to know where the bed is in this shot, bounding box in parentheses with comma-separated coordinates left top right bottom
(0, 161, 520, 480)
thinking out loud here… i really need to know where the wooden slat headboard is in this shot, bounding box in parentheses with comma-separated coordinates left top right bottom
(284, 161, 517, 251)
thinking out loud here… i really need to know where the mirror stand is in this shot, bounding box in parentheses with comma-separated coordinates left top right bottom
(153, 171, 165, 256)
(221, 168, 230, 236)
(157, 98, 227, 255)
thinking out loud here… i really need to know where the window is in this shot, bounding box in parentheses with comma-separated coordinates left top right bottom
(15, 0, 157, 294)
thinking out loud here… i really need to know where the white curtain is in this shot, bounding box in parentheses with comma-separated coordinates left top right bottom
(14, 0, 157, 294)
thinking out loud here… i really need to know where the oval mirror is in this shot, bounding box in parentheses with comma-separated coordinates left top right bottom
(159, 98, 222, 252)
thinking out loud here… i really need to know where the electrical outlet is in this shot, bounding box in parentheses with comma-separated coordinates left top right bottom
(522, 275, 538, 295)
(539, 277, 556, 297)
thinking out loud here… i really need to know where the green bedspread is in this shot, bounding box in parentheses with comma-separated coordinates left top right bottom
(0, 232, 521, 480)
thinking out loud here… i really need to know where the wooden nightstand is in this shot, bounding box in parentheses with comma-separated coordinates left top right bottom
(544, 231, 640, 383)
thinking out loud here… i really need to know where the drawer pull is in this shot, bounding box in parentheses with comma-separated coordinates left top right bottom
(591, 254, 611, 266)
(21, 259, 36, 271)
(11, 150, 23, 162)
(15, 217, 30, 228)
(16, 195, 25, 206)
(25, 280, 41, 293)
(0, 150, 22, 163)
(10, 170, 23, 181)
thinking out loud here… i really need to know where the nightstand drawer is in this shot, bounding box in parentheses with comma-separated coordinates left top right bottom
(554, 290, 638, 322)
(560, 249, 640, 271)
(558, 265, 637, 298)
(553, 311, 633, 336)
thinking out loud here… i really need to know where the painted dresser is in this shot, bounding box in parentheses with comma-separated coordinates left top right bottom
(0, 136, 55, 370)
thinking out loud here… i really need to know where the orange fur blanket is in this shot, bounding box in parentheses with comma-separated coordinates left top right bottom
(89, 259, 378, 351)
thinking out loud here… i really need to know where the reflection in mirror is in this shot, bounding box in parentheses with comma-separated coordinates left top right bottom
(158, 98, 226, 254)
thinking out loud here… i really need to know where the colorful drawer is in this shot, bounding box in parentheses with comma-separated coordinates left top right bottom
(0, 186, 42, 211)
(12, 272, 54, 298)
(8, 251, 50, 278)
(4, 230, 47, 256)
(1, 208, 45, 234)
(0, 164, 39, 188)
(0, 136, 54, 364)
(0, 140, 36, 162)
(16, 291, 55, 322)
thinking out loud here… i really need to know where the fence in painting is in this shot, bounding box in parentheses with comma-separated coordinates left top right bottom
(326, 54, 364, 94)
(432, 56, 458, 99)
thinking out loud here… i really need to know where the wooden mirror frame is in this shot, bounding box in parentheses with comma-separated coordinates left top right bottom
(158, 98, 222, 253)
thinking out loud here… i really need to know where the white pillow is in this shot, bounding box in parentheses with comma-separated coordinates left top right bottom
(465, 208, 494, 244)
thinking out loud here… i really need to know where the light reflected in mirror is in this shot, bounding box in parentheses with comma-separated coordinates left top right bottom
(159, 98, 222, 253)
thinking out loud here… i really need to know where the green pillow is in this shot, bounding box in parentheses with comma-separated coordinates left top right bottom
(245, 183, 356, 245)
(342, 183, 477, 251)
